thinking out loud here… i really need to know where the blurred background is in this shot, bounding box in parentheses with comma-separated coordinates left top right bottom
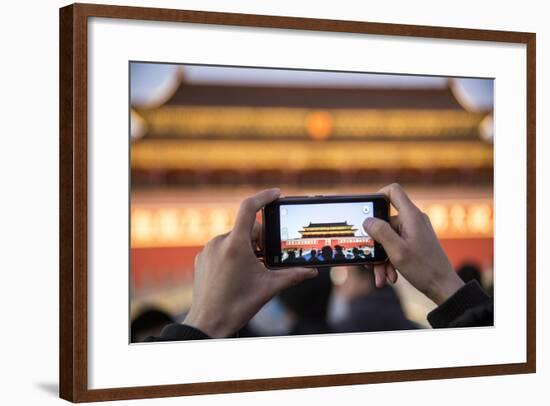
(129, 63, 494, 342)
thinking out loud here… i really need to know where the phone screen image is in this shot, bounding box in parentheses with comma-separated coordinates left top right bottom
(278, 201, 375, 265)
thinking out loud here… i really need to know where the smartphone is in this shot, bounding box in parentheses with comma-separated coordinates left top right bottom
(262, 194, 389, 269)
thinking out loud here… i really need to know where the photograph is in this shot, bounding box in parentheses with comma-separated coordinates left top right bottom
(129, 62, 495, 342)
(57, 4, 535, 401)
(1, 0, 543, 403)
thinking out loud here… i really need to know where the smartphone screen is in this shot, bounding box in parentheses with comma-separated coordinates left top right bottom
(263, 195, 389, 268)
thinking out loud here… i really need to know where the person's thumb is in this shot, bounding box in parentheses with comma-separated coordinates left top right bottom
(363, 217, 405, 258)
(269, 267, 318, 293)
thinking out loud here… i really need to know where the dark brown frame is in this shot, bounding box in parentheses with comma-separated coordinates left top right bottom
(59, 3, 536, 402)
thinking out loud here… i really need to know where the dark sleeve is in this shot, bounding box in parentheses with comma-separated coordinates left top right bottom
(427, 280, 493, 328)
(144, 323, 211, 342)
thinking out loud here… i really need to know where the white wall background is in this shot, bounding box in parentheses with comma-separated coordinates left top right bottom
(0, 0, 546, 404)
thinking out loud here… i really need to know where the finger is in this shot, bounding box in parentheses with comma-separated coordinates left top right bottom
(193, 250, 204, 277)
(269, 267, 318, 293)
(193, 252, 200, 270)
(363, 217, 405, 260)
(389, 215, 401, 232)
(234, 188, 280, 237)
(377, 183, 419, 214)
(251, 221, 263, 249)
(422, 211, 433, 226)
(386, 261, 398, 284)
(361, 263, 374, 272)
(374, 264, 386, 288)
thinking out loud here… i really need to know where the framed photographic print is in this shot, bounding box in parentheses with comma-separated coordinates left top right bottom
(59, 3, 536, 402)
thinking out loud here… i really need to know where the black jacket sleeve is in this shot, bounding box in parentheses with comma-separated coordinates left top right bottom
(427, 280, 493, 328)
(144, 323, 211, 342)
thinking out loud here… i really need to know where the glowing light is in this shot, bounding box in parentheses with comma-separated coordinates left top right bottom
(209, 208, 232, 236)
(426, 204, 448, 231)
(306, 111, 333, 140)
(468, 204, 492, 234)
(157, 209, 180, 240)
(185, 209, 203, 239)
(449, 204, 467, 232)
(132, 209, 153, 241)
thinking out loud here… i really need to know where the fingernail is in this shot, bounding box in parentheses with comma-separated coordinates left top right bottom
(271, 188, 281, 195)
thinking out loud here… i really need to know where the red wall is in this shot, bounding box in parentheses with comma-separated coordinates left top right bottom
(440, 238, 493, 269)
(131, 238, 493, 290)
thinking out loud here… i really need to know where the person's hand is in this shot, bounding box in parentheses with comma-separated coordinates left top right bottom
(363, 183, 464, 305)
(184, 188, 318, 338)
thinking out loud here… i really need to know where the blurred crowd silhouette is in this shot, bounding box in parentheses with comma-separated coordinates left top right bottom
(131, 262, 492, 342)
(282, 245, 373, 264)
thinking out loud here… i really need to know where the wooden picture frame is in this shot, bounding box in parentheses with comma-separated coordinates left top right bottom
(59, 3, 536, 402)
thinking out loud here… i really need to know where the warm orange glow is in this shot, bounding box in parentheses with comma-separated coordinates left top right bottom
(131, 206, 236, 248)
(449, 204, 467, 232)
(425, 204, 448, 231)
(131, 140, 493, 170)
(131, 199, 493, 248)
(467, 203, 493, 234)
(306, 111, 333, 140)
(418, 201, 493, 239)
(140, 106, 485, 139)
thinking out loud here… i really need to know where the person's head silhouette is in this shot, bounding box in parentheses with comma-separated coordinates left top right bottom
(321, 245, 333, 260)
(131, 308, 174, 343)
(457, 263, 482, 284)
(279, 266, 333, 335)
(286, 251, 296, 261)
